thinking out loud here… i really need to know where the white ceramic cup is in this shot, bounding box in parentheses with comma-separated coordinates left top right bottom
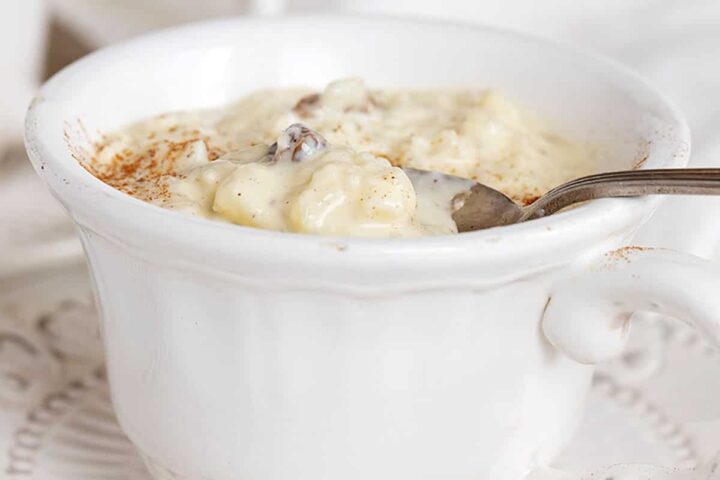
(25, 15, 720, 480)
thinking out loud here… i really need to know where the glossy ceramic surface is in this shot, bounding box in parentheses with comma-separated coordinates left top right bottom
(25, 15, 719, 480)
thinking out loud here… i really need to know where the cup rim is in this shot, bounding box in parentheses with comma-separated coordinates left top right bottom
(24, 13, 691, 268)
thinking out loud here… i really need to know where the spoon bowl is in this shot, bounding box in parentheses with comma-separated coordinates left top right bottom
(404, 167, 720, 232)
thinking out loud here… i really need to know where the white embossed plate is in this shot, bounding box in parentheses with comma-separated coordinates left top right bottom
(1, 265, 719, 479)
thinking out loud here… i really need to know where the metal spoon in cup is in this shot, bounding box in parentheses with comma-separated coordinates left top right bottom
(265, 124, 720, 233)
(404, 167, 720, 232)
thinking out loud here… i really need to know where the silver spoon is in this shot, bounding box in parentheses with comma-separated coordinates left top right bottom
(407, 168, 720, 232)
(264, 125, 720, 232)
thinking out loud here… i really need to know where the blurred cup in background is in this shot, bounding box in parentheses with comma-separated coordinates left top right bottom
(0, 0, 48, 142)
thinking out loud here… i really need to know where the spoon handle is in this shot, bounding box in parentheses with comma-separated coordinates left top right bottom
(524, 168, 720, 219)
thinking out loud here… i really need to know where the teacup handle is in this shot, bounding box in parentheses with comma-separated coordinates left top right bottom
(538, 248, 720, 479)
(543, 246, 720, 364)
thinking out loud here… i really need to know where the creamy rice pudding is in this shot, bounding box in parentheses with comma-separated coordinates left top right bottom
(85, 78, 594, 237)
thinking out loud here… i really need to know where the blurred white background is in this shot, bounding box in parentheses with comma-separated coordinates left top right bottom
(2, 0, 719, 277)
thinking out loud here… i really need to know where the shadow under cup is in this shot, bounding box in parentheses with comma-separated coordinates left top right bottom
(25, 15, 689, 480)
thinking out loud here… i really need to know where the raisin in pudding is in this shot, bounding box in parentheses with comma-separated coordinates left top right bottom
(85, 78, 594, 237)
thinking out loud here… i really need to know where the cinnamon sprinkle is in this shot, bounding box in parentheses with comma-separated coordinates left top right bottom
(87, 121, 229, 202)
(521, 194, 541, 206)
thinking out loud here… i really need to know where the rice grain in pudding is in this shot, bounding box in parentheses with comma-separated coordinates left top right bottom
(86, 78, 594, 237)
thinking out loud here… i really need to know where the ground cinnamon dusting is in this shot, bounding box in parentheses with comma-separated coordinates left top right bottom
(293, 93, 320, 118)
(607, 246, 650, 264)
(521, 194, 541, 206)
(88, 124, 229, 202)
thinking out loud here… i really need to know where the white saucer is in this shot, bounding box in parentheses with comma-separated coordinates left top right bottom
(1, 264, 719, 479)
